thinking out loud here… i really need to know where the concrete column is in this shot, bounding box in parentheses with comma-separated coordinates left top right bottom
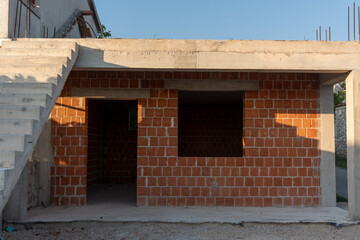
(320, 84, 336, 207)
(3, 163, 28, 221)
(346, 70, 360, 220)
(0, 0, 9, 38)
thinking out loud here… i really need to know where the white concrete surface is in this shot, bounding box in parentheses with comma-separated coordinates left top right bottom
(28, 120, 52, 208)
(17, 185, 356, 227)
(0, 40, 79, 220)
(24, 206, 356, 227)
(320, 85, 336, 207)
(7, 39, 360, 72)
(346, 70, 360, 220)
(0, 0, 9, 38)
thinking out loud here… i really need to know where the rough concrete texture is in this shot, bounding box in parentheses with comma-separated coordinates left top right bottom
(7, 38, 360, 72)
(28, 120, 52, 208)
(0, 0, 9, 38)
(3, 164, 28, 221)
(21, 206, 355, 226)
(335, 105, 347, 158)
(320, 85, 336, 207)
(3, 222, 360, 240)
(345, 70, 360, 219)
(0, 41, 79, 219)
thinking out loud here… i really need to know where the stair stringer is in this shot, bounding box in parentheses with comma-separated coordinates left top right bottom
(0, 42, 79, 214)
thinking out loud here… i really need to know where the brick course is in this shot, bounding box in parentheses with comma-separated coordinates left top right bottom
(51, 71, 320, 207)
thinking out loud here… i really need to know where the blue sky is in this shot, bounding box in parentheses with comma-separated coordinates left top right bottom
(94, 0, 357, 41)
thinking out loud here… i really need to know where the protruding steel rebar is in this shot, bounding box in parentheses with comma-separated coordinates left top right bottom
(354, 2, 356, 40)
(319, 26, 322, 40)
(349, 6, 350, 41)
(358, 6, 360, 41)
(329, 26, 331, 41)
(326, 29, 328, 41)
(316, 29, 318, 41)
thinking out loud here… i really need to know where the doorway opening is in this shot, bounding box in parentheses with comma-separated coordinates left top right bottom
(87, 100, 138, 206)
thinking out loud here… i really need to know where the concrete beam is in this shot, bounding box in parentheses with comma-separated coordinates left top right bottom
(9, 39, 360, 72)
(164, 79, 259, 91)
(71, 39, 360, 71)
(346, 70, 360, 220)
(71, 88, 150, 99)
(320, 85, 336, 207)
(320, 73, 349, 86)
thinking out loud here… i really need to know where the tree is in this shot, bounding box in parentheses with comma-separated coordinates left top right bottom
(334, 82, 346, 106)
(97, 24, 112, 39)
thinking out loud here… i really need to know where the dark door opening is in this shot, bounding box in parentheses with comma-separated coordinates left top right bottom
(87, 100, 138, 206)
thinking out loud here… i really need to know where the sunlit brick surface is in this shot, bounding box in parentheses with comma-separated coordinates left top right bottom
(51, 71, 320, 207)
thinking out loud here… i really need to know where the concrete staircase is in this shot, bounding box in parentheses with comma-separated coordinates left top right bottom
(0, 40, 79, 214)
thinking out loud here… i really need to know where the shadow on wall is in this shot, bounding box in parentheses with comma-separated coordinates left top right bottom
(48, 71, 327, 207)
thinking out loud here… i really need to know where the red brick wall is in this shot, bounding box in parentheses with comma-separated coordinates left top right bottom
(51, 83, 87, 206)
(51, 71, 320, 207)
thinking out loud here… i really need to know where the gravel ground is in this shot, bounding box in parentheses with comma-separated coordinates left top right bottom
(1, 222, 360, 240)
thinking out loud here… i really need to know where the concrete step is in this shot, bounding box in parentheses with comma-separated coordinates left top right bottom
(0, 135, 25, 151)
(0, 64, 64, 75)
(0, 93, 49, 107)
(0, 119, 36, 135)
(0, 74, 61, 85)
(0, 48, 73, 57)
(0, 105, 42, 120)
(2, 40, 77, 49)
(0, 83, 55, 95)
(0, 56, 68, 65)
(0, 151, 16, 168)
(0, 41, 79, 213)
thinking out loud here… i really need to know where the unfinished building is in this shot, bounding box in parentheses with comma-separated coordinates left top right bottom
(1, 0, 360, 224)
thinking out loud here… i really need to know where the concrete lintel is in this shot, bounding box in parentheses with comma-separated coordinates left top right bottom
(320, 73, 349, 86)
(164, 79, 259, 91)
(320, 85, 336, 207)
(71, 88, 150, 99)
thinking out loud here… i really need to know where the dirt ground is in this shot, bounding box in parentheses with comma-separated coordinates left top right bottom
(1, 222, 360, 240)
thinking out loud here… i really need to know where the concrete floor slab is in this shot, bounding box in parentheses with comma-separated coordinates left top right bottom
(17, 206, 357, 227)
(12, 184, 357, 227)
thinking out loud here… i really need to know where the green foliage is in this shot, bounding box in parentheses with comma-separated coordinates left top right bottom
(335, 154, 347, 169)
(336, 194, 348, 202)
(334, 91, 346, 106)
(97, 24, 112, 39)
